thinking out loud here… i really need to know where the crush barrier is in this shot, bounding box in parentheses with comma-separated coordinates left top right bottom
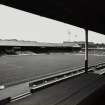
(11, 92, 31, 102)
(30, 62, 105, 92)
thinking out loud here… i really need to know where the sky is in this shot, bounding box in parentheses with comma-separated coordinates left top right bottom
(0, 4, 105, 43)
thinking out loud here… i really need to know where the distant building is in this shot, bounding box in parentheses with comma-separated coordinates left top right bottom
(74, 41, 96, 48)
(0, 40, 81, 54)
(0, 40, 80, 47)
(63, 41, 80, 47)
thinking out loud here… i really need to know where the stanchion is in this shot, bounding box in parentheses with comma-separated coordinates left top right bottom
(85, 29, 88, 73)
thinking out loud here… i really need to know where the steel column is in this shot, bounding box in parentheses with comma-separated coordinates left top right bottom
(85, 29, 88, 73)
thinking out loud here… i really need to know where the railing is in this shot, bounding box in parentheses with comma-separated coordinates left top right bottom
(88, 62, 105, 71)
(30, 62, 105, 92)
(11, 67, 85, 102)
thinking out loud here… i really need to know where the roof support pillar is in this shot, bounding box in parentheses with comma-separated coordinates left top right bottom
(85, 29, 88, 73)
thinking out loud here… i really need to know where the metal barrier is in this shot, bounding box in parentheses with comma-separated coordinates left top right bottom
(11, 92, 31, 102)
(30, 62, 105, 93)
(88, 62, 105, 71)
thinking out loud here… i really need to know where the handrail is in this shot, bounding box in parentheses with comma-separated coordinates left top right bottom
(30, 62, 105, 91)
(29, 66, 85, 86)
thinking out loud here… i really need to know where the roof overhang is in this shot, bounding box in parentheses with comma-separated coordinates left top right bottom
(1, 0, 105, 35)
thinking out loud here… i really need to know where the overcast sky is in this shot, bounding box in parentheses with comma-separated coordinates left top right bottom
(0, 4, 105, 43)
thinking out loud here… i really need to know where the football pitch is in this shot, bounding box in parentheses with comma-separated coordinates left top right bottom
(0, 53, 105, 85)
